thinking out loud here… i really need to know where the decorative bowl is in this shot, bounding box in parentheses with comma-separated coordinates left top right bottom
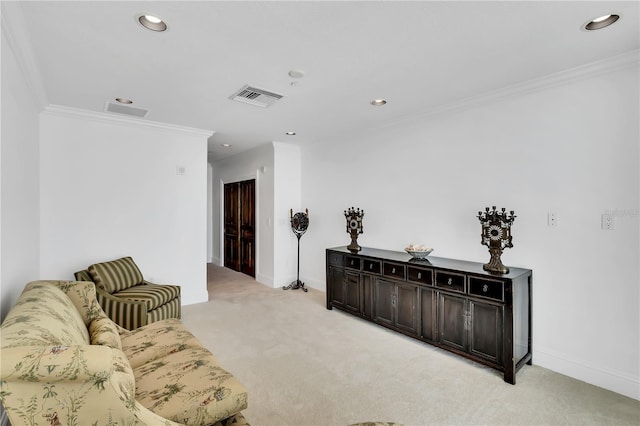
(405, 248, 433, 259)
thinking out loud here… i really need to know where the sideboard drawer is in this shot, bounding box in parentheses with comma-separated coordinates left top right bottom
(345, 256, 362, 270)
(407, 266, 433, 286)
(363, 258, 381, 274)
(435, 271, 465, 293)
(383, 262, 405, 280)
(328, 252, 344, 266)
(469, 277, 504, 301)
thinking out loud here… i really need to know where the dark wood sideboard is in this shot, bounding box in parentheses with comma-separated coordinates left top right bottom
(326, 246, 532, 384)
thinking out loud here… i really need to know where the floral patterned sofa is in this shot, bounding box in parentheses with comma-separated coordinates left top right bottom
(0, 280, 249, 426)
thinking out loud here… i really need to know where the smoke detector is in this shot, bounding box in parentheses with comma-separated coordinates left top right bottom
(229, 85, 284, 108)
(104, 101, 149, 118)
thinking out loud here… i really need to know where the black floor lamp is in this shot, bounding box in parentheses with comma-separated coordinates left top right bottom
(283, 209, 309, 292)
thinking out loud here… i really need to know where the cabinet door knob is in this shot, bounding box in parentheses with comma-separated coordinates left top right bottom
(418, 272, 422, 279)
(483, 284, 489, 292)
(447, 278, 453, 285)
(392, 267, 396, 274)
(369, 264, 373, 270)
(350, 260, 354, 266)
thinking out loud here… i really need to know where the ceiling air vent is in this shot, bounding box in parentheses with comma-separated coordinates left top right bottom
(229, 85, 284, 108)
(104, 101, 149, 118)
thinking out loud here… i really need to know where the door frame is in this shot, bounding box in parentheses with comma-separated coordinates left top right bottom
(219, 171, 259, 279)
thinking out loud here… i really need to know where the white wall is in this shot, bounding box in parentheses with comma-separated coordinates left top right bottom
(301, 59, 639, 399)
(273, 142, 302, 287)
(39, 107, 211, 305)
(211, 143, 275, 285)
(0, 5, 43, 320)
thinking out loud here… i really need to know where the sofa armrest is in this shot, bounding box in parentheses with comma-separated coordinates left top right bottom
(1, 345, 126, 382)
(0, 345, 145, 425)
(95, 286, 148, 330)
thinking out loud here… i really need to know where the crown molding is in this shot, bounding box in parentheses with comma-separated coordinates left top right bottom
(1, 2, 48, 110)
(435, 49, 639, 115)
(42, 105, 214, 138)
(382, 49, 640, 130)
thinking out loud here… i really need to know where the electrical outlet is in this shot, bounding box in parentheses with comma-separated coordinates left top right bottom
(601, 213, 615, 230)
(548, 212, 558, 227)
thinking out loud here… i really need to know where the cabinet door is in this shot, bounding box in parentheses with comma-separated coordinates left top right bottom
(469, 300, 503, 364)
(344, 271, 361, 314)
(361, 274, 374, 319)
(329, 266, 345, 308)
(395, 282, 418, 335)
(374, 279, 395, 327)
(420, 287, 436, 342)
(438, 293, 467, 351)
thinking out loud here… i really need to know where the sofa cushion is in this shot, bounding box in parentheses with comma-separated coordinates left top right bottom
(89, 316, 123, 350)
(113, 282, 180, 310)
(133, 346, 248, 425)
(1, 281, 90, 348)
(121, 318, 204, 369)
(54, 280, 107, 326)
(148, 297, 181, 323)
(89, 256, 144, 294)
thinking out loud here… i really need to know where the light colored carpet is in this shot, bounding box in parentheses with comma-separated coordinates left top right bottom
(179, 265, 640, 426)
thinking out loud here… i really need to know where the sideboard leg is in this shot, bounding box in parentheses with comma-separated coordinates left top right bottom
(504, 370, 516, 385)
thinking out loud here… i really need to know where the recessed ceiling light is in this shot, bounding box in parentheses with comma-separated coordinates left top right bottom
(370, 99, 387, 106)
(115, 98, 133, 104)
(286, 131, 296, 136)
(138, 14, 167, 32)
(584, 14, 619, 30)
(221, 143, 231, 148)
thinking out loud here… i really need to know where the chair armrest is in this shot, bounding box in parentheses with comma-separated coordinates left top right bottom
(95, 286, 148, 330)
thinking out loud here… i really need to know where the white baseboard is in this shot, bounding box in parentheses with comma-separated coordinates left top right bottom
(534, 346, 639, 400)
(181, 290, 210, 306)
(255, 273, 274, 287)
(302, 276, 325, 292)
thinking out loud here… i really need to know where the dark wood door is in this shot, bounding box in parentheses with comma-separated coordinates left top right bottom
(223, 183, 240, 271)
(239, 180, 255, 277)
(223, 180, 255, 277)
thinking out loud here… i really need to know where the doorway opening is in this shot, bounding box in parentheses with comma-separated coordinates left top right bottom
(223, 179, 255, 277)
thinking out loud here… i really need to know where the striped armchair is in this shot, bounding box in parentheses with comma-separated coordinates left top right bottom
(75, 256, 181, 330)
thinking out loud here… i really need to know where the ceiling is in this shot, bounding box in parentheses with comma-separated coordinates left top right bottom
(10, 1, 640, 160)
